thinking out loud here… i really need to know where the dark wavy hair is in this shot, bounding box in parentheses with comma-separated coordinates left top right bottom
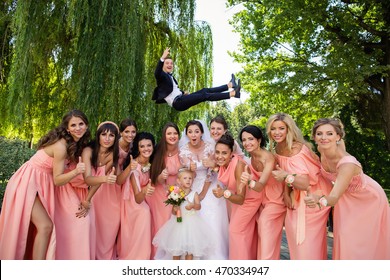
(216, 133, 235, 151)
(89, 122, 120, 170)
(185, 120, 204, 134)
(150, 122, 180, 185)
(119, 118, 138, 133)
(124, 132, 155, 169)
(239, 125, 266, 149)
(37, 109, 91, 163)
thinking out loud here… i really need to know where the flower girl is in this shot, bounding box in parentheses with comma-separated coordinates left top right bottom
(153, 168, 215, 260)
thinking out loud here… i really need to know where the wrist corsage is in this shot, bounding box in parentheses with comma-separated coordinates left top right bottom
(285, 174, 296, 187)
(223, 189, 232, 199)
(318, 195, 328, 209)
(249, 180, 256, 189)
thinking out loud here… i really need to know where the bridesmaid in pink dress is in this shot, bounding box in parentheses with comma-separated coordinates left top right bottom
(118, 118, 137, 167)
(55, 162, 97, 259)
(267, 113, 331, 260)
(305, 118, 390, 259)
(209, 115, 244, 158)
(116, 132, 155, 259)
(239, 125, 286, 260)
(86, 121, 120, 260)
(0, 109, 90, 259)
(211, 133, 255, 259)
(149, 122, 181, 259)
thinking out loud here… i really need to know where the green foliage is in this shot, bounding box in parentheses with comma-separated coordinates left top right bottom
(0, 137, 36, 207)
(1, 0, 213, 143)
(228, 0, 390, 149)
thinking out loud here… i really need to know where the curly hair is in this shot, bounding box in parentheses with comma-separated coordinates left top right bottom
(37, 109, 91, 163)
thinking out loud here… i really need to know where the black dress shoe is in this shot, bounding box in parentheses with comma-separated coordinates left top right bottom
(234, 79, 241, 98)
(230, 74, 237, 88)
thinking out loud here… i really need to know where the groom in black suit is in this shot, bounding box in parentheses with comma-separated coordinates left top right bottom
(152, 48, 241, 111)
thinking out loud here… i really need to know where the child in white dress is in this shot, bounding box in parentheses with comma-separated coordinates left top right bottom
(152, 168, 215, 260)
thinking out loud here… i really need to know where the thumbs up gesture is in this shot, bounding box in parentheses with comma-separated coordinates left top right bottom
(129, 155, 138, 170)
(271, 164, 287, 182)
(143, 179, 155, 196)
(76, 156, 86, 174)
(106, 167, 117, 184)
(189, 158, 197, 172)
(160, 168, 169, 180)
(240, 165, 251, 185)
(212, 184, 224, 198)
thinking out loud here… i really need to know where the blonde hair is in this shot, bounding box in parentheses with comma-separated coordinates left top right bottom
(266, 112, 313, 154)
(177, 167, 194, 177)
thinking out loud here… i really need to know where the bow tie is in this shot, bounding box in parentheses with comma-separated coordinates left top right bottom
(168, 73, 173, 76)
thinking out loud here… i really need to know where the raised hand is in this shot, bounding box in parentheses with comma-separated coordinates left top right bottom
(271, 165, 288, 182)
(76, 156, 86, 174)
(162, 47, 170, 60)
(240, 165, 251, 185)
(129, 155, 138, 170)
(202, 155, 215, 169)
(143, 179, 155, 196)
(160, 168, 169, 180)
(189, 159, 197, 172)
(106, 167, 117, 184)
(212, 184, 224, 198)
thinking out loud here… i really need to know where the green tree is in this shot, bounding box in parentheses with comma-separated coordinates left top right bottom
(1, 0, 213, 143)
(228, 0, 390, 149)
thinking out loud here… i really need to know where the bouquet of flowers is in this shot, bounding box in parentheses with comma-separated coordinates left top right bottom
(164, 185, 186, 222)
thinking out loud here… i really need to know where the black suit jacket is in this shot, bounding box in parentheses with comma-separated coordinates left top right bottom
(152, 59, 182, 104)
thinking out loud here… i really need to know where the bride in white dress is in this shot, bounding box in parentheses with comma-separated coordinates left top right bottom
(179, 120, 229, 259)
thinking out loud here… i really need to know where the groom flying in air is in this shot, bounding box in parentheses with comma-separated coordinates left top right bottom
(152, 47, 241, 111)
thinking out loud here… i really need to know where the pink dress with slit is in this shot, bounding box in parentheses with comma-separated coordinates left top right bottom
(146, 153, 181, 258)
(117, 163, 152, 259)
(0, 149, 56, 260)
(275, 145, 331, 260)
(54, 162, 96, 259)
(321, 155, 390, 259)
(91, 166, 121, 259)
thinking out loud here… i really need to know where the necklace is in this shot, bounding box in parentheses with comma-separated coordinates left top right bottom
(167, 150, 178, 157)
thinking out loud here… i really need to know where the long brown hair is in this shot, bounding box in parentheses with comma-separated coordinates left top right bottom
(150, 122, 180, 185)
(37, 109, 91, 163)
(90, 122, 120, 170)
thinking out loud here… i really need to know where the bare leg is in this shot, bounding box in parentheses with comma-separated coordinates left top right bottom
(30, 195, 53, 259)
(173, 255, 181, 260)
(185, 253, 193, 260)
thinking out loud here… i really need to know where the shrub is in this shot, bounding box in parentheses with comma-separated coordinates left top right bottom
(0, 137, 36, 208)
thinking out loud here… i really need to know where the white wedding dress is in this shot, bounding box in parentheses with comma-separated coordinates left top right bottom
(179, 140, 229, 259)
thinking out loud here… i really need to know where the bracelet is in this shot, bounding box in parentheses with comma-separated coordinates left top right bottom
(319, 195, 328, 207)
(284, 174, 296, 187)
(249, 180, 256, 189)
(223, 189, 232, 199)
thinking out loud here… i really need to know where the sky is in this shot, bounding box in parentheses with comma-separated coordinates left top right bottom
(194, 0, 247, 107)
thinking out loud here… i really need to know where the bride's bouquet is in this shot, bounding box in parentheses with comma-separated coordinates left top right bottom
(164, 185, 186, 222)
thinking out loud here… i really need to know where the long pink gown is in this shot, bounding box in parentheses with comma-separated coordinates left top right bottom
(54, 163, 96, 259)
(0, 149, 56, 260)
(91, 166, 121, 259)
(276, 145, 331, 260)
(117, 163, 152, 259)
(250, 165, 286, 259)
(146, 154, 181, 258)
(321, 155, 390, 259)
(218, 156, 259, 260)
